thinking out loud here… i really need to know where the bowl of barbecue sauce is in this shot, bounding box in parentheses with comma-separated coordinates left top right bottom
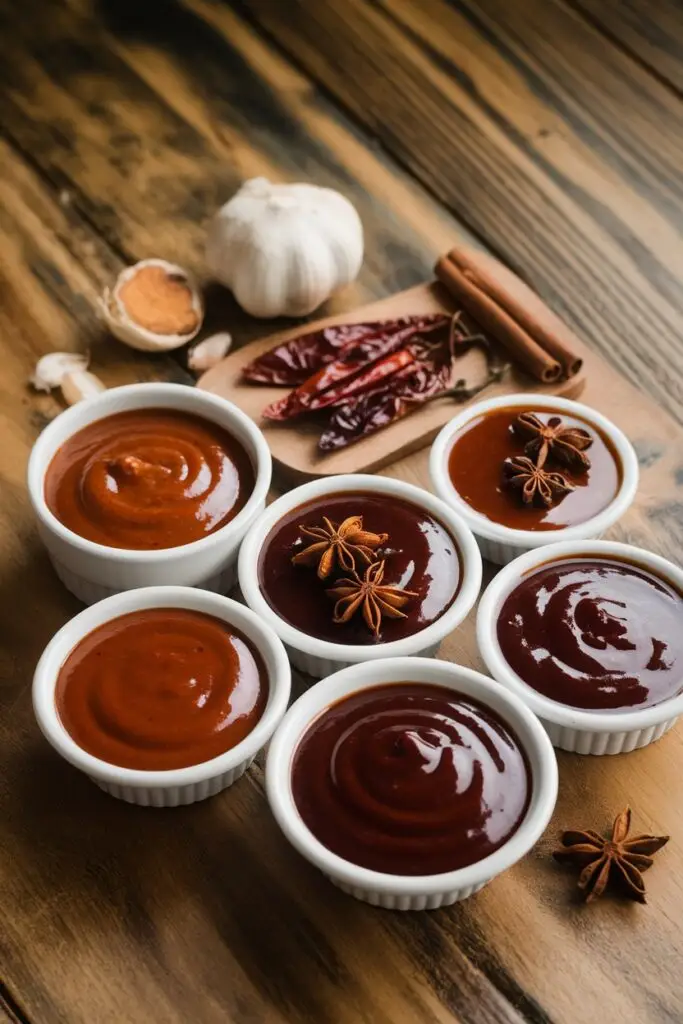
(28, 383, 271, 604)
(33, 586, 290, 805)
(239, 473, 482, 678)
(265, 657, 557, 909)
(430, 394, 638, 565)
(478, 540, 683, 754)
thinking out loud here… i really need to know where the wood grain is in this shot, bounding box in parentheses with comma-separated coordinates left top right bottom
(1, 1, 683, 1022)
(199, 282, 585, 482)
(571, 0, 683, 92)
(0, 0, 470, 326)
(0, 986, 29, 1024)
(236, 0, 683, 425)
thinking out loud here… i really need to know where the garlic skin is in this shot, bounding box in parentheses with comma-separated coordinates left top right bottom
(188, 333, 232, 373)
(206, 178, 364, 318)
(99, 259, 204, 352)
(60, 370, 107, 406)
(31, 352, 89, 392)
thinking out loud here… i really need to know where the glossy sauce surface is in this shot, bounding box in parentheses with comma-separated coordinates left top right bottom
(56, 609, 267, 770)
(448, 407, 620, 531)
(292, 683, 531, 875)
(258, 493, 461, 645)
(497, 558, 683, 710)
(45, 409, 255, 549)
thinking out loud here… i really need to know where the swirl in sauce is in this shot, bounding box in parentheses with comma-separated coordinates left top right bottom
(497, 558, 683, 711)
(56, 609, 267, 770)
(292, 683, 531, 875)
(45, 409, 255, 549)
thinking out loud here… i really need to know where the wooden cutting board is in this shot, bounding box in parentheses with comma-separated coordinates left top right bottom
(198, 282, 586, 483)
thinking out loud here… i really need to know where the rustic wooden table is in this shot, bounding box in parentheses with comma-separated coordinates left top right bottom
(2, 1, 683, 1022)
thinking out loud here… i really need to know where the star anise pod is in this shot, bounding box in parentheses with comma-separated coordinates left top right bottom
(513, 412, 593, 471)
(502, 455, 574, 508)
(553, 806, 669, 904)
(326, 560, 418, 638)
(291, 515, 387, 580)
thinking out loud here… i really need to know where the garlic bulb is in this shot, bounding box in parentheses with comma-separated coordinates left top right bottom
(60, 370, 107, 406)
(188, 333, 232, 372)
(206, 177, 364, 318)
(31, 351, 89, 392)
(99, 259, 203, 352)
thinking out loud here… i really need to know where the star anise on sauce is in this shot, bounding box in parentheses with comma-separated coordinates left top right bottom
(513, 412, 593, 472)
(553, 806, 669, 904)
(326, 560, 418, 638)
(502, 455, 574, 508)
(291, 516, 388, 579)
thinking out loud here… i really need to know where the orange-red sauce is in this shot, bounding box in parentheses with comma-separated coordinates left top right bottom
(447, 407, 621, 531)
(56, 609, 268, 770)
(45, 409, 255, 549)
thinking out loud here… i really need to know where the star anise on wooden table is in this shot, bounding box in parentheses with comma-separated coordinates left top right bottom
(502, 455, 574, 507)
(327, 560, 418, 637)
(553, 806, 669, 904)
(291, 516, 388, 579)
(513, 412, 593, 471)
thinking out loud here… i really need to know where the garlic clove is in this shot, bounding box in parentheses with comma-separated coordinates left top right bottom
(31, 351, 89, 392)
(187, 332, 232, 372)
(206, 178, 364, 319)
(99, 259, 204, 352)
(60, 370, 107, 406)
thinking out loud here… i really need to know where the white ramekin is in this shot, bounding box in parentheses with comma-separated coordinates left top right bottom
(477, 539, 683, 754)
(33, 585, 291, 805)
(27, 383, 272, 604)
(238, 473, 483, 677)
(429, 394, 639, 566)
(266, 656, 558, 910)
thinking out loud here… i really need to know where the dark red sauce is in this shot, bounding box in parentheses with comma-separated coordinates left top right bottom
(447, 407, 621, 531)
(258, 493, 461, 645)
(497, 558, 683, 711)
(45, 409, 255, 549)
(292, 683, 531, 875)
(56, 609, 268, 770)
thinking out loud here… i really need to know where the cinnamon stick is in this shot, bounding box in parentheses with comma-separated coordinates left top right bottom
(434, 257, 562, 383)
(446, 246, 583, 379)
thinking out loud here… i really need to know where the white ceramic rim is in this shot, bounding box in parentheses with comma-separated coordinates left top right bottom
(266, 657, 558, 895)
(32, 586, 292, 788)
(476, 539, 683, 732)
(429, 394, 639, 550)
(237, 474, 483, 663)
(27, 382, 272, 562)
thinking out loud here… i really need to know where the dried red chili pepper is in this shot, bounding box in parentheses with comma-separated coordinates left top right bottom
(242, 316, 449, 386)
(242, 322, 382, 386)
(301, 347, 415, 413)
(319, 362, 451, 450)
(263, 315, 449, 421)
(319, 322, 504, 450)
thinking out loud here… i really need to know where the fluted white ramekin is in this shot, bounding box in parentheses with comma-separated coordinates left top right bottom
(430, 394, 638, 566)
(238, 473, 482, 677)
(27, 383, 272, 604)
(266, 657, 558, 909)
(477, 540, 683, 754)
(33, 586, 291, 805)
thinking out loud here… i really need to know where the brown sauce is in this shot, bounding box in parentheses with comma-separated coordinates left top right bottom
(292, 683, 531, 875)
(56, 608, 268, 770)
(497, 557, 683, 710)
(45, 409, 254, 549)
(258, 492, 461, 645)
(448, 407, 621, 531)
